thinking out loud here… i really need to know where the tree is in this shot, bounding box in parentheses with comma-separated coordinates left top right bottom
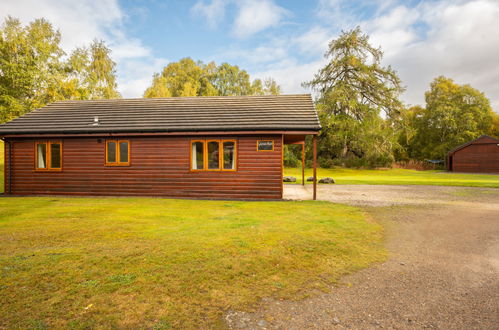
(0, 17, 120, 123)
(0, 16, 65, 122)
(408, 76, 494, 160)
(490, 112, 499, 138)
(143, 58, 281, 98)
(65, 40, 120, 100)
(395, 105, 424, 161)
(304, 27, 404, 167)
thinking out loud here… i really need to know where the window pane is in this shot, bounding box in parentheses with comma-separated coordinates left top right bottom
(107, 142, 116, 163)
(37, 143, 47, 169)
(223, 141, 235, 170)
(50, 143, 61, 168)
(119, 141, 129, 163)
(191, 142, 204, 170)
(207, 141, 220, 169)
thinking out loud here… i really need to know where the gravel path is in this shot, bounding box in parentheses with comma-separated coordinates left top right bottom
(226, 185, 499, 329)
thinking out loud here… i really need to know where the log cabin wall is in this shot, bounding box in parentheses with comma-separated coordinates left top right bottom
(5, 134, 283, 199)
(451, 141, 499, 173)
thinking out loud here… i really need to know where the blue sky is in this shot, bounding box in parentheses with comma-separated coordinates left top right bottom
(2, 0, 499, 111)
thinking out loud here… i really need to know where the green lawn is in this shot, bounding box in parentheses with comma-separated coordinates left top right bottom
(285, 167, 499, 188)
(0, 197, 385, 328)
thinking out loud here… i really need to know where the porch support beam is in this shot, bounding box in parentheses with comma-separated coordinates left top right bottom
(313, 135, 317, 200)
(301, 142, 305, 186)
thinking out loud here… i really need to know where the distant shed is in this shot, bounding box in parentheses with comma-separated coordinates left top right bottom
(446, 135, 499, 173)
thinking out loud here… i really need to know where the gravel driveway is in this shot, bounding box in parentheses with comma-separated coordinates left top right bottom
(226, 185, 499, 329)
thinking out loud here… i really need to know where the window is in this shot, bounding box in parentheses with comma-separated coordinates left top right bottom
(207, 140, 220, 170)
(35, 141, 62, 171)
(191, 141, 204, 170)
(223, 141, 236, 170)
(106, 140, 130, 166)
(190, 139, 236, 171)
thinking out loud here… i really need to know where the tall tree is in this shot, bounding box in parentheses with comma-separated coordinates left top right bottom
(0, 17, 120, 123)
(409, 76, 494, 159)
(0, 16, 64, 122)
(143, 58, 281, 98)
(304, 27, 404, 167)
(65, 40, 120, 100)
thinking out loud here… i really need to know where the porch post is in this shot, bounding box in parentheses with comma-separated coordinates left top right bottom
(301, 142, 305, 186)
(313, 135, 317, 200)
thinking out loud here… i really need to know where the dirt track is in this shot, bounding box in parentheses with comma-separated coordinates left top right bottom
(226, 185, 499, 329)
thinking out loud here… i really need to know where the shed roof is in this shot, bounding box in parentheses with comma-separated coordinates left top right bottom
(447, 135, 499, 155)
(0, 94, 320, 135)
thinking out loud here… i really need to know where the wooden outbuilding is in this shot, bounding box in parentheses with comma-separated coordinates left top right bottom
(446, 135, 499, 173)
(0, 94, 321, 199)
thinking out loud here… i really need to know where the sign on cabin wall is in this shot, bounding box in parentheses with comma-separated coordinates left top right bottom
(257, 140, 274, 151)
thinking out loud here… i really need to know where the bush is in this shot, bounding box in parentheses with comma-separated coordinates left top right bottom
(393, 160, 444, 171)
(318, 157, 338, 168)
(283, 145, 301, 167)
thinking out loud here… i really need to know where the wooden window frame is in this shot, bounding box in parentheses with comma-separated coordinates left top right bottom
(221, 139, 237, 172)
(190, 140, 205, 171)
(256, 140, 274, 152)
(105, 140, 130, 166)
(206, 139, 222, 171)
(35, 140, 62, 172)
(189, 139, 237, 172)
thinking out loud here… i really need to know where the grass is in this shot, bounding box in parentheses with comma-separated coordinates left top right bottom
(284, 167, 499, 188)
(0, 197, 385, 328)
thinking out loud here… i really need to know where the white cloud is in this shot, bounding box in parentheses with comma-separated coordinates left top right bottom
(191, 0, 227, 28)
(253, 59, 325, 95)
(117, 57, 169, 98)
(252, 0, 499, 112)
(0, 0, 158, 98)
(233, 0, 289, 38)
(0, 0, 122, 50)
(369, 0, 499, 110)
(294, 26, 331, 55)
(217, 44, 289, 66)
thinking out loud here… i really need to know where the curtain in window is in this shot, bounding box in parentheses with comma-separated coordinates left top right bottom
(192, 142, 204, 170)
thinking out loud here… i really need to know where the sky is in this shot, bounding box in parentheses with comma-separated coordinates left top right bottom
(1, 0, 499, 111)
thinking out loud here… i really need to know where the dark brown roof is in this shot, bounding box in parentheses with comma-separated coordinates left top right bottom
(447, 135, 499, 155)
(0, 94, 320, 135)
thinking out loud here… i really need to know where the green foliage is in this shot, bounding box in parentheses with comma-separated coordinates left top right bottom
(404, 76, 494, 160)
(0, 197, 384, 328)
(491, 112, 499, 138)
(283, 145, 302, 167)
(143, 57, 281, 98)
(64, 40, 120, 100)
(0, 17, 120, 123)
(0, 17, 64, 122)
(304, 27, 404, 168)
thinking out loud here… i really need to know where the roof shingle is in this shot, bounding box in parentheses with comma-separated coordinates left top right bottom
(0, 94, 320, 135)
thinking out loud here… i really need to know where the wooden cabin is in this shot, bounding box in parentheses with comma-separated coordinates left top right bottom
(446, 135, 499, 173)
(0, 94, 321, 199)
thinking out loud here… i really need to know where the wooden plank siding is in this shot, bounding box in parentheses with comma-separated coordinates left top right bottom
(5, 135, 284, 199)
(451, 142, 499, 173)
